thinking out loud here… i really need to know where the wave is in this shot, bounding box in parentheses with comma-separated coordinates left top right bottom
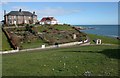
(106, 35, 119, 38)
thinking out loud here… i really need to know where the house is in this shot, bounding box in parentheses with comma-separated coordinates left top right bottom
(40, 17, 58, 25)
(4, 9, 37, 25)
(93, 39, 102, 44)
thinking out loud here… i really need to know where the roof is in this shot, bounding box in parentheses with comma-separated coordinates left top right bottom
(40, 17, 57, 22)
(5, 11, 37, 16)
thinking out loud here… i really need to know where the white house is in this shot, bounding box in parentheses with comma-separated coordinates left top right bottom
(40, 17, 58, 25)
(95, 39, 102, 44)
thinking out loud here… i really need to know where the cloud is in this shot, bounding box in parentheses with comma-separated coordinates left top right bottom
(12, 6, 29, 11)
(0, 2, 8, 5)
(2, 6, 80, 20)
(36, 7, 80, 17)
(11, 6, 80, 17)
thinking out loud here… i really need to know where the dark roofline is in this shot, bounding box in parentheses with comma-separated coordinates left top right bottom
(4, 14, 37, 16)
(5, 10, 37, 16)
(40, 17, 57, 22)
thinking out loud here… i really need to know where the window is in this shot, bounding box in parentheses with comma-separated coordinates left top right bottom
(9, 16, 11, 19)
(8, 16, 12, 24)
(9, 20, 12, 24)
(14, 18, 16, 21)
(29, 17, 31, 19)
(14, 16, 16, 19)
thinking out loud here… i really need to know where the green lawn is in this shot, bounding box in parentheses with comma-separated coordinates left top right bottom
(2, 45, 119, 76)
(36, 24, 74, 32)
(87, 34, 119, 45)
(36, 25, 48, 32)
(0, 28, 2, 51)
(2, 25, 120, 76)
(53, 24, 74, 31)
(20, 39, 48, 49)
(2, 31, 12, 51)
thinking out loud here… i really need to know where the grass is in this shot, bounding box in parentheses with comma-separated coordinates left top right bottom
(53, 24, 73, 31)
(2, 45, 119, 76)
(87, 34, 119, 45)
(2, 31, 12, 51)
(0, 28, 2, 51)
(1, 25, 65, 50)
(35, 25, 80, 44)
(20, 39, 48, 49)
(2, 27, 120, 50)
(2, 25, 120, 76)
(36, 25, 48, 32)
(2, 29, 120, 50)
(36, 24, 74, 32)
(2, 26, 120, 76)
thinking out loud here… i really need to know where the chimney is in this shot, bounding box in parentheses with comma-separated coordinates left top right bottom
(4, 10, 6, 16)
(19, 9, 22, 12)
(33, 11, 35, 15)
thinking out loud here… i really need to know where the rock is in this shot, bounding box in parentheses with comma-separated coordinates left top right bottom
(83, 71, 92, 76)
(52, 68, 54, 71)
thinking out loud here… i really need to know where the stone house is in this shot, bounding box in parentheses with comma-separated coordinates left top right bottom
(4, 9, 37, 25)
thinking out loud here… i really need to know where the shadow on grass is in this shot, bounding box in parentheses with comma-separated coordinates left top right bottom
(98, 49, 120, 59)
(61, 49, 120, 59)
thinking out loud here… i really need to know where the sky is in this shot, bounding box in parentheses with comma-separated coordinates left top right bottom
(1, 2, 118, 25)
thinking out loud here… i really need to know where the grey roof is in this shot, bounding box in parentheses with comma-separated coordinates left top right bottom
(6, 11, 37, 16)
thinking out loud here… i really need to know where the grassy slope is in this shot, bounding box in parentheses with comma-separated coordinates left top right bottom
(36, 24, 74, 32)
(2, 25, 119, 50)
(53, 24, 73, 30)
(0, 28, 1, 49)
(2, 25, 120, 76)
(21, 39, 48, 49)
(87, 34, 119, 45)
(2, 31, 12, 51)
(2, 45, 119, 76)
(19, 25, 74, 49)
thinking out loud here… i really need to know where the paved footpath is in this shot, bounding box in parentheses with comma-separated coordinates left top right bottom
(0, 42, 117, 55)
(1, 38, 117, 54)
(0, 39, 90, 54)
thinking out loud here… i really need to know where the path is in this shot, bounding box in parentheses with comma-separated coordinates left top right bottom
(0, 38, 90, 54)
(0, 42, 118, 55)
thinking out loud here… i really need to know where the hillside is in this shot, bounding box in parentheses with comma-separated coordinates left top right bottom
(2, 24, 86, 50)
(2, 25, 120, 76)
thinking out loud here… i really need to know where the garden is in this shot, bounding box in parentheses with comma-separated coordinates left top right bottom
(2, 24, 86, 50)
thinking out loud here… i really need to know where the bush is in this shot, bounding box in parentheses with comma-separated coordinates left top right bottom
(17, 24, 25, 26)
(43, 30, 47, 32)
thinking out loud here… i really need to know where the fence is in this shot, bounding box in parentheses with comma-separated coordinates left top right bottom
(1, 39, 90, 54)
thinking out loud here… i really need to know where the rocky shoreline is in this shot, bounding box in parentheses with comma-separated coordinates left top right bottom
(74, 26, 120, 40)
(74, 26, 95, 30)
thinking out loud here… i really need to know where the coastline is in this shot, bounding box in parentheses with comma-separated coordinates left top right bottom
(73, 26, 95, 30)
(73, 25, 119, 38)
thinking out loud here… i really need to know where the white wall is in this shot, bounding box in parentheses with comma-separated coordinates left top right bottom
(51, 21, 58, 25)
(40, 20, 58, 25)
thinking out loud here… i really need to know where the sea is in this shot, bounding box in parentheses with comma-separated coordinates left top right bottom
(74, 25, 119, 37)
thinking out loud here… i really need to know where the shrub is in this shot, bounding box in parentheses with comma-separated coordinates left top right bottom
(43, 30, 47, 32)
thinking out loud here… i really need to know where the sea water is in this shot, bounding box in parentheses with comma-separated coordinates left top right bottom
(74, 25, 119, 37)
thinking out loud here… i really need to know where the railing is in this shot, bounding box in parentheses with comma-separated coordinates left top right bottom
(0, 49, 19, 54)
(1, 39, 90, 54)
